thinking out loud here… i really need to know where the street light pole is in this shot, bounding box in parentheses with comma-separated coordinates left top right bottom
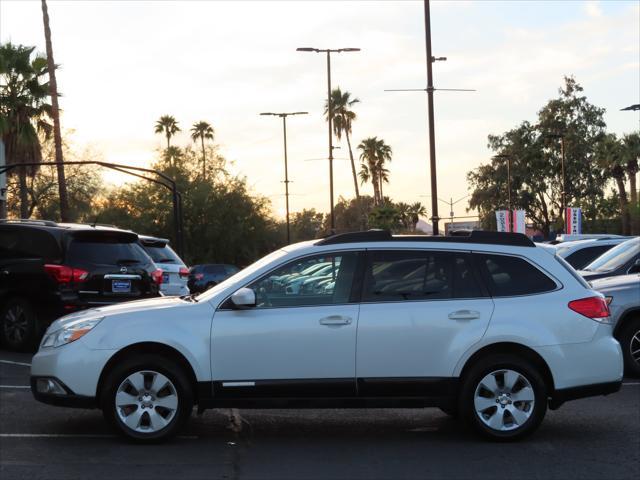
(260, 111, 308, 244)
(424, 0, 440, 235)
(297, 47, 360, 233)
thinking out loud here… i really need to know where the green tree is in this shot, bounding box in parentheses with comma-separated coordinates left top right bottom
(289, 208, 324, 242)
(407, 202, 427, 231)
(622, 132, 639, 234)
(41, 0, 70, 221)
(595, 134, 630, 234)
(368, 203, 401, 231)
(358, 136, 392, 205)
(325, 88, 360, 199)
(154, 115, 180, 152)
(190, 121, 214, 178)
(0, 42, 53, 218)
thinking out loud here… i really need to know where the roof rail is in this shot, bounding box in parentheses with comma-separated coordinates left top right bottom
(0, 218, 59, 227)
(316, 229, 535, 247)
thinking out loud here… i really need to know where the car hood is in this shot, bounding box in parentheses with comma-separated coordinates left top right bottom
(49, 296, 186, 331)
(590, 274, 640, 291)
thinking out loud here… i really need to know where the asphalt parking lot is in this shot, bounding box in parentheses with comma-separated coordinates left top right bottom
(1, 350, 639, 480)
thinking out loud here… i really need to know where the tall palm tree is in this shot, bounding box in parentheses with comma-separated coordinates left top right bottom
(622, 132, 639, 235)
(41, 0, 70, 221)
(0, 42, 53, 218)
(190, 121, 214, 178)
(155, 115, 180, 150)
(163, 146, 182, 169)
(596, 133, 630, 234)
(324, 88, 360, 198)
(357, 137, 392, 205)
(408, 202, 427, 231)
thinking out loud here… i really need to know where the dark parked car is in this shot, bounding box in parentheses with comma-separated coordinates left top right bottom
(187, 264, 239, 293)
(0, 220, 162, 350)
(578, 237, 640, 281)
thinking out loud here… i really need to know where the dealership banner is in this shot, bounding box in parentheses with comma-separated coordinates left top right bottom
(496, 210, 511, 232)
(566, 207, 582, 234)
(496, 210, 526, 233)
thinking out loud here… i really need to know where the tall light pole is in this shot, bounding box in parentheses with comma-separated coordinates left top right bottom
(260, 111, 308, 244)
(296, 47, 360, 233)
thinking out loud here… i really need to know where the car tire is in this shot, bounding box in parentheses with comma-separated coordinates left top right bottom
(459, 354, 547, 441)
(101, 354, 193, 443)
(618, 317, 640, 377)
(0, 297, 39, 351)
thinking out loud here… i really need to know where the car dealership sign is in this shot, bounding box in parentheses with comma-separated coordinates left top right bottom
(496, 210, 526, 233)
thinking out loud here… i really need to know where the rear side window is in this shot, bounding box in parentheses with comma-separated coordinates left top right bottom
(362, 250, 483, 302)
(66, 238, 150, 266)
(0, 227, 61, 262)
(564, 245, 612, 270)
(476, 254, 556, 297)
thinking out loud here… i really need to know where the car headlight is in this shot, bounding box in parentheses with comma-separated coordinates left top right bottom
(41, 317, 104, 348)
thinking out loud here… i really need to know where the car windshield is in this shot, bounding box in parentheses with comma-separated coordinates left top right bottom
(583, 238, 639, 272)
(195, 248, 288, 301)
(143, 244, 183, 264)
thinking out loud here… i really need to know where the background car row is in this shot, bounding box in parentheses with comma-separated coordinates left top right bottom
(0, 219, 237, 351)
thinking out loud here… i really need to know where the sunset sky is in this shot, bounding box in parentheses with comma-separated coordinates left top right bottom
(2, 0, 638, 220)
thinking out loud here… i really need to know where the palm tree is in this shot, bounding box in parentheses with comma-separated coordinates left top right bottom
(324, 88, 360, 198)
(155, 115, 180, 150)
(162, 146, 182, 169)
(408, 202, 427, 231)
(622, 132, 639, 235)
(41, 0, 70, 221)
(0, 42, 53, 218)
(190, 121, 214, 178)
(596, 134, 630, 234)
(357, 137, 392, 205)
(396, 202, 411, 230)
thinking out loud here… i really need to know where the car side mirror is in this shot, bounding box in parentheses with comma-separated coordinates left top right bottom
(230, 287, 256, 309)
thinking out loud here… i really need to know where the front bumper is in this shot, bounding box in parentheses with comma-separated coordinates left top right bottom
(30, 376, 96, 409)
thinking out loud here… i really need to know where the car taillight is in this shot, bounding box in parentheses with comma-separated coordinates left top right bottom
(568, 296, 611, 322)
(179, 267, 189, 279)
(194, 273, 204, 280)
(45, 264, 89, 284)
(151, 268, 163, 285)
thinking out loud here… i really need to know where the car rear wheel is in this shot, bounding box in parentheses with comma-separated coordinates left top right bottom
(459, 354, 547, 441)
(0, 298, 38, 351)
(101, 354, 193, 442)
(618, 317, 640, 377)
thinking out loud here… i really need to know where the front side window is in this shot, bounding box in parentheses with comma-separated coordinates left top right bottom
(247, 252, 359, 308)
(362, 250, 482, 302)
(476, 254, 557, 297)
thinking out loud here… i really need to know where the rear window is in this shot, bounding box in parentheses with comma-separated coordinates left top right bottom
(66, 238, 151, 265)
(143, 244, 183, 265)
(564, 245, 612, 270)
(476, 254, 557, 297)
(204, 265, 226, 274)
(0, 227, 61, 262)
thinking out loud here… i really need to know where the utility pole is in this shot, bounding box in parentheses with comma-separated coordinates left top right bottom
(424, 0, 440, 235)
(260, 111, 308, 244)
(297, 47, 360, 233)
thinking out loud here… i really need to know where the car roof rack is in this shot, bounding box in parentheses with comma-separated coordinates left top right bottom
(0, 218, 59, 227)
(316, 229, 535, 247)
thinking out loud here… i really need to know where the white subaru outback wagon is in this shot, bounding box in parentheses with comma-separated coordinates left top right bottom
(31, 231, 623, 442)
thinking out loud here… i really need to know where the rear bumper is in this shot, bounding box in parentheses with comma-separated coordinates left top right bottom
(549, 380, 622, 410)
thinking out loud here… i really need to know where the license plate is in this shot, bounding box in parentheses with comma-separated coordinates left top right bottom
(112, 279, 131, 293)
(162, 273, 170, 284)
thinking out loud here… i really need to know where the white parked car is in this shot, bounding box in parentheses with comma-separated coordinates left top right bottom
(138, 236, 189, 296)
(31, 231, 623, 442)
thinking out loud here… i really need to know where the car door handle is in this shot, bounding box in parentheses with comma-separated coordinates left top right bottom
(319, 315, 352, 326)
(448, 310, 481, 320)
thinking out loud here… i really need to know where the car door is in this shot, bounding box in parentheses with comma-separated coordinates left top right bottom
(211, 251, 361, 398)
(356, 249, 494, 396)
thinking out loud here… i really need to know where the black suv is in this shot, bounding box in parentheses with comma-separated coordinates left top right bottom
(187, 264, 239, 293)
(0, 220, 162, 350)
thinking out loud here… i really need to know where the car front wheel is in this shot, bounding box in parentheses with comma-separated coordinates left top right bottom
(101, 355, 193, 442)
(459, 354, 547, 441)
(618, 317, 640, 377)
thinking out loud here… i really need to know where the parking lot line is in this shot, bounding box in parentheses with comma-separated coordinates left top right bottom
(0, 385, 30, 389)
(622, 382, 640, 386)
(0, 359, 31, 367)
(0, 433, 199, 439)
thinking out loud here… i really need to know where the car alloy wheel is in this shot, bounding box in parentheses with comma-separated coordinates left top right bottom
(3, 303, 28, 345)
(630, 328, 640, 368)
(115, 370, 179, 434)
(473, 369, 535, 432)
